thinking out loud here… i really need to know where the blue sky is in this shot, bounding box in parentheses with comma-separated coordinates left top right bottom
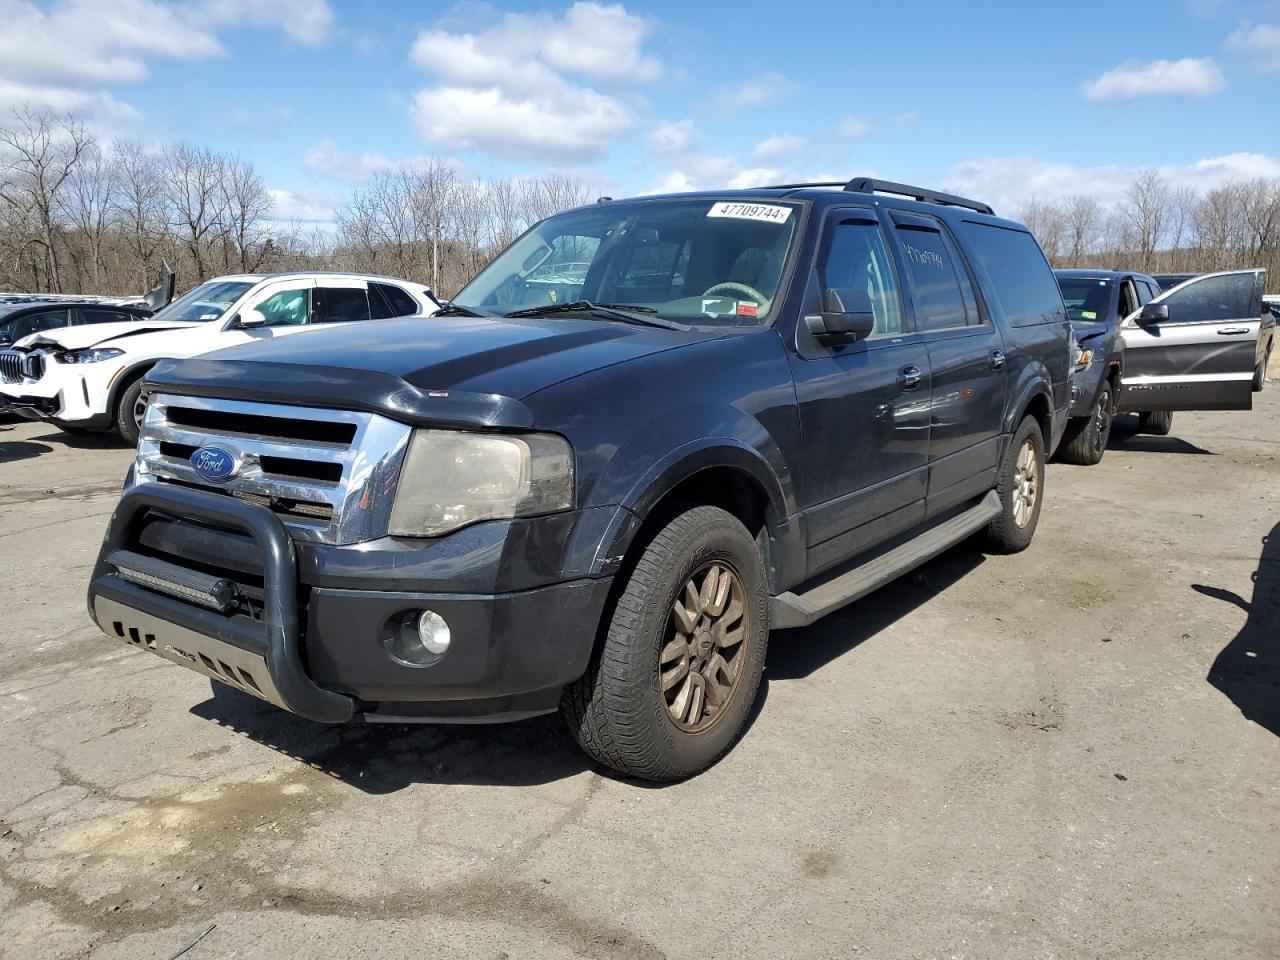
(3, 0, 1278, 222)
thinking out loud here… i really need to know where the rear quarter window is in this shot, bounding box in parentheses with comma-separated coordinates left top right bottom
(961, 222, 1066, 328)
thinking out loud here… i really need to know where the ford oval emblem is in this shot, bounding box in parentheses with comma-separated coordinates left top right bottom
(190, 445, 239, 482)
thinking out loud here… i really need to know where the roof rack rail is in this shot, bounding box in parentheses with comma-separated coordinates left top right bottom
(755, 177, 995, 215)
(843, 177, 994, 216)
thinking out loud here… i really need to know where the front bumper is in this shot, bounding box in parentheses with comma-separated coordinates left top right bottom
(87, 484, 612, 723)
(1, 363, 114, 424)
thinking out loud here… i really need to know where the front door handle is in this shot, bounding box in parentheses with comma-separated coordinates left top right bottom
(898, 364, 923, 390)
(990, 349, 1006, 370)
(1218, 327, 1249, 335)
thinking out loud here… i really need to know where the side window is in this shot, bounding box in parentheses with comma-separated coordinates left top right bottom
(320, 287, 371, 323)
(818, 215, 903, 337)
(81, 309, 135, 325)
(254, 288, 313, 327)
(374, 282, 419, 317)
(960, 223, 1066, 327)
(893, 223, 968, 331)
(1135, 280, 1156, 305)
(1160, 274, 1257, 324)
(9, 308, 70, 340)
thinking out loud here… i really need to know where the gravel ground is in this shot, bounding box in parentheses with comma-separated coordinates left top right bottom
(1, 390, 1277, 960)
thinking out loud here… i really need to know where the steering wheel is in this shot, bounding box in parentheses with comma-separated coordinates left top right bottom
(702, 281, 767, 305)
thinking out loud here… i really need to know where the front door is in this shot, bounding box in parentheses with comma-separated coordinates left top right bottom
(1118, 270, 1264, 411)
(789, 207, 930, 576)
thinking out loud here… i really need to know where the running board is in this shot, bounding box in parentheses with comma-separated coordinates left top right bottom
(770, 490, 1002, 630)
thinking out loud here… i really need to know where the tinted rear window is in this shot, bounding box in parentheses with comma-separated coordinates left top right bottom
(374, 282, 419, 317)
(961, 223, 1066, 327)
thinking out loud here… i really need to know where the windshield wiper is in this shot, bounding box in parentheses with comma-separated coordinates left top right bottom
(504, 300, 689, 331)
(434, 301, 500, 318)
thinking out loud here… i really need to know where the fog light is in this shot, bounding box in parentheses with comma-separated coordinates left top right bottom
(417, 609, 451, 655)
(382, 608, 451, 666)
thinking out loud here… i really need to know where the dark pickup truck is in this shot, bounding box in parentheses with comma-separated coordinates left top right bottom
(88, 178, 1075, 781)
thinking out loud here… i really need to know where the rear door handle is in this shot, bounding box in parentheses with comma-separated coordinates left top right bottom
(898, 364, 923, 390)
(1218, 327, 1249, 335)
(990, 349, 1006, 370)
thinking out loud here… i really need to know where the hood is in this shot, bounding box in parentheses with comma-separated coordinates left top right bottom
(190, 314, 718, 398)
(1068, 318, 1111, 344)
(17, 319, 200, 351)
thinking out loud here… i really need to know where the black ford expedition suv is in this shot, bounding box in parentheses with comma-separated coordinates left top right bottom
(87, 178, 1071, 781)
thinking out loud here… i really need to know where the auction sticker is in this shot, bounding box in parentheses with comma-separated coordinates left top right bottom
(707, 202, 792, 224)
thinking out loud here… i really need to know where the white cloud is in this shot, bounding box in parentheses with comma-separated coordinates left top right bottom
(0, 0, 333, 127)
(1226, 21, 1280, 71)
(941, 152, 1280, 214)
(750, 135, 805, 162)
(301, 137, 429, 182)
(712, 72, 799, 115)
(836, 116, 872, 138)
(267, 187, 342, 223)
(408, 2, 662, 162)
(649, 119, 695, 154)
(1081, 57, 1225, 101)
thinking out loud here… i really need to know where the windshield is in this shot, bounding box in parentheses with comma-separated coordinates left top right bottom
(151, 279, 255, 323)
(1057, 277, 1114, 323)
(453, 198, 801, 327)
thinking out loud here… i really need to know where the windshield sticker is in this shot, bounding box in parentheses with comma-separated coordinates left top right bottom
(707, 202, 792, 224)
(1081, 311, 1097, 319)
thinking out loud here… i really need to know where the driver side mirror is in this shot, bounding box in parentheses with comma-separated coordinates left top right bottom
(1137, 302, 1168, 325)
(235, 308, 267, 328)
(805, 288, 876, 342)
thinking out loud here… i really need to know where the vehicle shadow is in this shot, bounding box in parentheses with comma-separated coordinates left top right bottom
(190, 687, 594, 793)
(1107, 414, 1215, 455)
(189, 547, 982, 793)
(0, 440, 52, 463)
(766, 546, 986, 680)
(1193, 523, 1280, 737)
(31, 430, 121, 450)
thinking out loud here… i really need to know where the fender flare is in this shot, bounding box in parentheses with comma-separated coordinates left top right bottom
(1004, 373, 1055, 435)
(588, 438, 791, 578)
(108, 358, 162, 416)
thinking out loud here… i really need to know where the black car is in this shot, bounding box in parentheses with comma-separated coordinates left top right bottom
(1054, 269, 1162, 463)
(88, 177, 1079, 781)
(0, 299, 153, 348)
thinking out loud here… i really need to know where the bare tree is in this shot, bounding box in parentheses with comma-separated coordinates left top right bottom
(1063, 194, 1101, 263)
(1122, 169, 1170, 272)
(0, 107, 93, 291)
(222, 155, 272, 273)
(165, 144, 228, 282)
(59, 141, 117, 288)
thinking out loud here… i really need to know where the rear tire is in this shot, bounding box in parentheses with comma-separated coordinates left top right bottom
(985, 415, 1045, 554)
(1058, 384, 1113, 466)
(1138, 410, 1173, 436)
(560, 505, 769, 782)
(1253, 348, 1269, 392)
(114, 378, 147, 446)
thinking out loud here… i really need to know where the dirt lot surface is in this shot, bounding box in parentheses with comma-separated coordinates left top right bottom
(1, 392, 1278, 960)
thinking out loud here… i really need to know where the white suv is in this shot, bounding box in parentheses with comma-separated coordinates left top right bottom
(0, 272, 436, 444)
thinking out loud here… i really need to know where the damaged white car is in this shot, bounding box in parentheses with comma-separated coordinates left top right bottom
(0, 272, 437, 444)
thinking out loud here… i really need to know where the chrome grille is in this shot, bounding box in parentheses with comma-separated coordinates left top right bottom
(0, 349, 23, 384)
(135, 393, 415, 544)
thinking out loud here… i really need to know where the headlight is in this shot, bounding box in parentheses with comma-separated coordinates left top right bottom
(1075, 348, 1094, 368)
(56, 347, 125, 364)
(388, 430, 574, 537)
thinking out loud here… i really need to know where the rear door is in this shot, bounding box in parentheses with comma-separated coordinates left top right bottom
(887, 211, 1007, 518)
(1118, 270, 1265, 411)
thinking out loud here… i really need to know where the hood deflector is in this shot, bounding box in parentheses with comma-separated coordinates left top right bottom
(145, 358, 536, 430)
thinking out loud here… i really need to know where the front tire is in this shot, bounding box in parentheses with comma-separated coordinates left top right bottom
(1138, 410, 1173, 436)
(1058, 383, 1113, 466)
(561, 505, 769, 782)
(986, 415, 1045, 554)
(114, 378, 147, 446)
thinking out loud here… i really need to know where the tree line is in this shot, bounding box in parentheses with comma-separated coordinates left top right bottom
(3, 107, 1277, 301)
(0, 107, 593, 300)
(1017, 169, 1280, 283)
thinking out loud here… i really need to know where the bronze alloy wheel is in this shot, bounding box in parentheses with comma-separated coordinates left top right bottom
(1012, 438, 1039, 528)
(660, 562, 749, 732)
